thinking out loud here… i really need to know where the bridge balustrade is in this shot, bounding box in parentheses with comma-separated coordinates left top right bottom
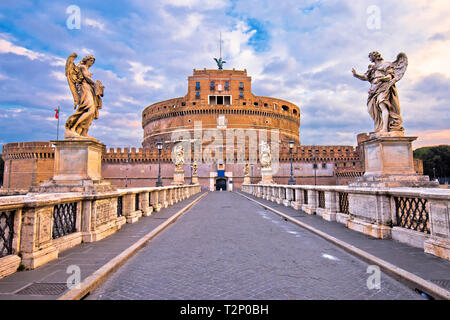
(0, 184, 201, 278)
(241, 183, 450, 261)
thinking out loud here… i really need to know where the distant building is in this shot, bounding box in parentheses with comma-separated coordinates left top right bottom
(1, 67, 424, 191)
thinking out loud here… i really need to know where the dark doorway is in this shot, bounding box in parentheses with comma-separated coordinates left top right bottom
(216, 178, 227, 191)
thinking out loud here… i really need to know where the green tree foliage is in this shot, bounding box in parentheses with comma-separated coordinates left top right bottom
(413, 145, 450, 178)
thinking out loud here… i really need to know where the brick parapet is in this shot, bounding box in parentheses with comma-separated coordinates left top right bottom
(2, 142, 54, 160)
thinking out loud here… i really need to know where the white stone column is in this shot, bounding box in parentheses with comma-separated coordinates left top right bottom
(283, 187, 292, 207)
(302, 189, 317, 215)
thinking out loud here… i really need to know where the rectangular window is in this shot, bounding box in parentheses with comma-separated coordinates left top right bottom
(195, 82, 200, 90)
(239, 82, 244, 90)
(239, 91, 244, 99)
(196, 91, 200, 99)
(209, 95, 231, 106)
(225, 81, 230, 90)
(210, 81, 215, 90)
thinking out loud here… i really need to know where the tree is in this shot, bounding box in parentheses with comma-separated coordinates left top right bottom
(413, 145, 450, 178)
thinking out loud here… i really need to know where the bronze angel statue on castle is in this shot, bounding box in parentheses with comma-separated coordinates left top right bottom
(352, 51, 408, 135)
(64, 52, 104, 139)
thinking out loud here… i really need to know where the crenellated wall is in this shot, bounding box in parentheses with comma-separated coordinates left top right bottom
(1, 142, 54, 189)
(2, 140, 425, 191)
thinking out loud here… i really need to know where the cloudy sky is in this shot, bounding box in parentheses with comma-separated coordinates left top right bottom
(0, 0, 449, 151)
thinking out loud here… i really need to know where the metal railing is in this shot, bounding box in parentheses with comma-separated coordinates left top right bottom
(395, 197, 430, 234)
(0, 211, 15, 258)
(53, 203, 77, 239)
(339, 192, 349, 214)
(318, 191, 325, 209)
(135, 194, 140, 211)
(117, 196, 123, 217)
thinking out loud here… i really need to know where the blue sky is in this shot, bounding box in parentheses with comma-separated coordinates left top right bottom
(0, 0, 449, 150)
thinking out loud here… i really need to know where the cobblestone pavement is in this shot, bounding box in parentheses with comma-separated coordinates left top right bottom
(88, 192, 423, 300)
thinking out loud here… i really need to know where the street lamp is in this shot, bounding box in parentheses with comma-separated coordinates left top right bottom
(312, 146, 317, 186)
(156, 141, 163, 187)
(288, 139, 296, 185)
(125, 147, 131, 188)
(190, 164, 193, 185)
(250, 164, 254, 184)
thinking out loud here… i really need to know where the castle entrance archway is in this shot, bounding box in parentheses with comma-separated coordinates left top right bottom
(216, 178, 227, 191)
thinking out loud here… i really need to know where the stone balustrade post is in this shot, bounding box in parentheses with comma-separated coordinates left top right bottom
(141, 191, 153, 217)
(283, 187, 293, 207)
(291, 188, 302, 210)
(270, 186, 277, 202)
(347, 191, 391, 239)
(150, 189, 162, 212)
(20, 205, 59, 269)
(316, 191, 337, 222)
(124, 193, 140, 223)
(276, 187, 284, 204)
(160, 189, 169, 208)
(424, 198, 450, 260)
(302, 189, 317, 215)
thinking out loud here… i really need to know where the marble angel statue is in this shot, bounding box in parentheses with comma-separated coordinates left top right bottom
(259, 141, 272, 168)
(192, 161, 198, 176)
(65, 53, 105, 139)
(244, 161, 250, 176)
(352, 51, 408, 134)
(174, 144, 184, 170)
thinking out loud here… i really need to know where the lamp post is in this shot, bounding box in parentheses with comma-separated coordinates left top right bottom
(250, 164, 254, 184)
(190, 164, 193, 185)
(312, 146, 317, 186)
(125, 147, 130, 188)
(156, 141, 163, 187)
(288, 139, 296, 185)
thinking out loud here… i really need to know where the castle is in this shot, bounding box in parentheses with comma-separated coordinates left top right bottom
(1, 67, 423, 191)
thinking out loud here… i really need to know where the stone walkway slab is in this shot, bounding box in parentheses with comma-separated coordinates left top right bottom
(88, 192, 424, 300)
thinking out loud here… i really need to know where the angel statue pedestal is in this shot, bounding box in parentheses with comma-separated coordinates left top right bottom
(259, 167, 274, 185)
(172, 168, 185, 185)
(31, 138, 117, 193)
(350, 134, 438, 188)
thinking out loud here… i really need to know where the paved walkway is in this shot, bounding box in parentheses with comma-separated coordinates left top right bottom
(240, 191, 450, 291)
(0, 192, 205, 300)
(88, 192, 425, 300)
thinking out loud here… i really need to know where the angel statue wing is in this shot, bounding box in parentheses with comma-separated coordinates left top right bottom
(392, 52, 408, 82)
(65, 52, 81, 109)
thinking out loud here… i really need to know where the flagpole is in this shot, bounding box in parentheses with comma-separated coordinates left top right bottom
(56, 106, 60, 141)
